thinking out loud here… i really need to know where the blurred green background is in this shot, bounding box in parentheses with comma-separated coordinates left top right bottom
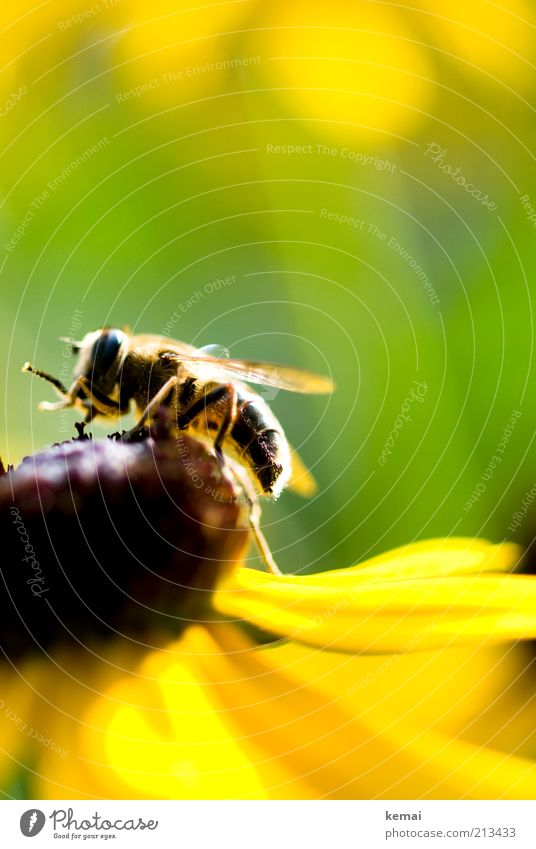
(1, 0, 535, 572)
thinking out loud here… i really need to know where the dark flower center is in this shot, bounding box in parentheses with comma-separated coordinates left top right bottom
(0, 427, 249, 659)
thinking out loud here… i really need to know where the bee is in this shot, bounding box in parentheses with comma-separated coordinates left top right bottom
(24, 329, 333, 574)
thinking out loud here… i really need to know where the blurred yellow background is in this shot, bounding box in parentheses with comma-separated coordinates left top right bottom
(1, 0, 535, 572)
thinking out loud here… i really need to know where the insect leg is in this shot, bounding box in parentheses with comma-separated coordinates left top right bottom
(231, 463, 282, 576)
(178, 384, 227, 428)
(84, 406, 98, 425)
(31, 373, 86, 412)
(24, 362, 121, 418)
(22, 363, 68, 399)
(249, 512, 282, 576)
(74, 377, 121, 416)
(127, 375, 179, 435)
(179, 386, 282, 574)
(213, 384, 237, 456)
(178, 383, 237, 456)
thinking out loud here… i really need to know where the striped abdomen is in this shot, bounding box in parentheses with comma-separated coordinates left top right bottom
(185, 382, 291, 498)
(229, 390, 291, 497)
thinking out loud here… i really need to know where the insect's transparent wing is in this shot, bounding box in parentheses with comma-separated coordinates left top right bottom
(162, 352, 334, 394)
(197, 343, 231, 359)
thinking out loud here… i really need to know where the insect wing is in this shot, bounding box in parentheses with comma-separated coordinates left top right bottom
(197, 343, 231, 359)
(163, 352, 333, 394)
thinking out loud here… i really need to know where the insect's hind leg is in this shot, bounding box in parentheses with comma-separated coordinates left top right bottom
(179, 384, 282, 575)
(230, 463, 282, 576)
(249, 509, 283, 576)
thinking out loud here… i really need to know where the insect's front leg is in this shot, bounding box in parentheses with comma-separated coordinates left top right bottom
(22, 363, 69, 405)
(24, 364, 121, 421)
(40, 377, 120, 419)
(75, 378, 122, 418)
(23, 364, 86, 412)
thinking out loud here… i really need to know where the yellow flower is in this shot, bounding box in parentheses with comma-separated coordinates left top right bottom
(251, 0, 433, 144)
(415, 0, 535, 87)
(3, 535, 536, 800)
(247, 0, 535, 143)
(2, 0, 533, 152)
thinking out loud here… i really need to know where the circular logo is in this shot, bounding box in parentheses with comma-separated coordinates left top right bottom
(20, 810, 46, 837)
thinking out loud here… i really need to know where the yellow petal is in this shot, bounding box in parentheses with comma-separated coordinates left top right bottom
(3, 539, 532, 799)
(72, 630, 271, 799)
(0, 658, 45, 786)
(214, 540, 534, 652)
(252, 0, 433, 143)
(114, 0, 251, 108)
(465, 653, 536, 761)
(362, 718, 536, 800)
(69, 625, 536, 799)
(204, 629, 536, 799)
(0, 643, 139, 799)
(317, 538, 521, 582)
(417, 0, 535, 89)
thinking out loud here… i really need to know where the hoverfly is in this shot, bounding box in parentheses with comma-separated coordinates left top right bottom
(24, 329, 333, 573)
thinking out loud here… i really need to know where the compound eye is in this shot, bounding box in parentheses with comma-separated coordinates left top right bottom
(90, 329, 124, 381)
